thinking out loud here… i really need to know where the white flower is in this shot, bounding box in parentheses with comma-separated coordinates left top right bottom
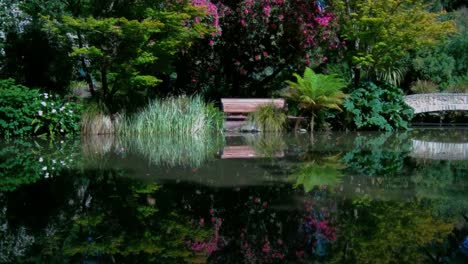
(52, 160, 56, 164)
(60, 106, 65, 111)
(60, 141, 64, 144)
(38, 110, 43, 116)
(52, 109, 57, 113)
(45, 172, 49, 178)
(41, 102, 46, 107)
(39, 157, 43, 162)
(69, 110, 73, 114)
(60, 129, 64, 133)
(42, 166, 47, 171)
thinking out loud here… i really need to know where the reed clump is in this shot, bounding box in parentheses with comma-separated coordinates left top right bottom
(119, 95, 224, 137)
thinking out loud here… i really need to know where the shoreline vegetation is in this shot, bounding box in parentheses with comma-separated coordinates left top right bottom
(0, 1, 467, 138)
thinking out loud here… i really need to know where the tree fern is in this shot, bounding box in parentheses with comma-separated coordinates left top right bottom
(283, 67, 347, 132)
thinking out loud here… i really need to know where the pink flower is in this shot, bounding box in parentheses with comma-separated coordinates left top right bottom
(262, 51, 268, 57)
(240, 19, 246, 26)
(209, 40, 215, 46)
(278, 14, 284, 21)
(322, 56, 328, 62)
(315, 16, 331, 26)
(263, 5, 271, 17)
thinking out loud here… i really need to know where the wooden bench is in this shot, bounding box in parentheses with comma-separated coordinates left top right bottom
(221, 98, 286, 120)
(221, 98, 305, 130)
(221, 145, 284, 159)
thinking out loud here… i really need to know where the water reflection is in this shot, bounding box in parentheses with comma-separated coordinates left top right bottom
(0, 129, 467, 263)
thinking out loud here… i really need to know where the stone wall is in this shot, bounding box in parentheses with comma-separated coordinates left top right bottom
(404, 93, 468, 114)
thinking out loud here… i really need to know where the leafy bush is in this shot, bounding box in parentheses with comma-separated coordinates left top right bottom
(410, 80, 439, 94)
(444, 74, 468, 93)
(0, 79, 82, 138)
(411, 47, 455, 85)
(248, 104, 286, 133)
(344, 82, 414, 131)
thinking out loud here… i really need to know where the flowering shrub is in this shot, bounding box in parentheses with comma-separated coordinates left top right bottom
(0, 79, 82, 138)
(177, 0, 342, 97)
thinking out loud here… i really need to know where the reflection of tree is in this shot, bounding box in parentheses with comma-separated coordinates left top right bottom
(410, 160, 468, 218)
(1, 169, 210, 263)
(290, 154, 345, 192)
(329, 198, 453, 264)
(0, 139, 81, 192)
(342, 133, 411, 178)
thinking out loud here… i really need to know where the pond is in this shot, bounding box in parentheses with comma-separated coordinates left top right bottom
(1, 129, 467, 263)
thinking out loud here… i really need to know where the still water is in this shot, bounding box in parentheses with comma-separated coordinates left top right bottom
(1, 129, 467, 263)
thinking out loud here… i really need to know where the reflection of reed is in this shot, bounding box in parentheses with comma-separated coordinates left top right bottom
(82, 134, 121, 157)
(119, 135, 224, 168)
(244, 133, 286, 158)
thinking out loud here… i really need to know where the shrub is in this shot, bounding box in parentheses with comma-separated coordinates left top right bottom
(411, 47, 455, 85)
(444, 75, 468, 93)
(0, 79, 82, 138)
(248, 104, 286, 133)
(343, 82, 414, 131)
(410, 80, 439, 94)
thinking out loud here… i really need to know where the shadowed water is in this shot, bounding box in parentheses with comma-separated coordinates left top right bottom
(0, 129, 467, 263)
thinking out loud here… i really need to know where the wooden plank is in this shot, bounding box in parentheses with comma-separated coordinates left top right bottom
(221, 98, 285, 113)
(221, 145, 284, 159)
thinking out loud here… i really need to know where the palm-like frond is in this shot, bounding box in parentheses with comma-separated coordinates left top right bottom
(283, 67, 347, 113)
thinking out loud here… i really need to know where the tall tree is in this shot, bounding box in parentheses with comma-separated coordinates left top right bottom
(333, 0, 455, 86)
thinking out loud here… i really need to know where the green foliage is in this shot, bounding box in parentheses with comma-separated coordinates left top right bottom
(445, 74, 468, 93)
(283, 67, 347, 131)
(343, 82, 414, 131)
(410, 80, 440, 94)
(334, 0, 455, 84)
(0, 79, 81, 138)
(119, 95, 223, 137)
(445, 7, 468, 76)
(44, 2, 211, 113)
(412, 46, 455, 85)
(248, 104, 286, 133)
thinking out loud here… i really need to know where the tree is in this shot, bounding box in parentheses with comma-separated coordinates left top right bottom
(282, 67, 347, 133)
(333, 0, 455, 86)
(43, 0, 212, 113)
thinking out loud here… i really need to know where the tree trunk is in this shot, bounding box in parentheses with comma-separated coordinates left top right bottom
(77, 30, 95, 96)
(310, 113, 315, 134)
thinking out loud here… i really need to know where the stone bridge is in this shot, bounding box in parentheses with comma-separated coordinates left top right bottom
(410, 139, 468, 160)
(404, 93, 468, 114)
